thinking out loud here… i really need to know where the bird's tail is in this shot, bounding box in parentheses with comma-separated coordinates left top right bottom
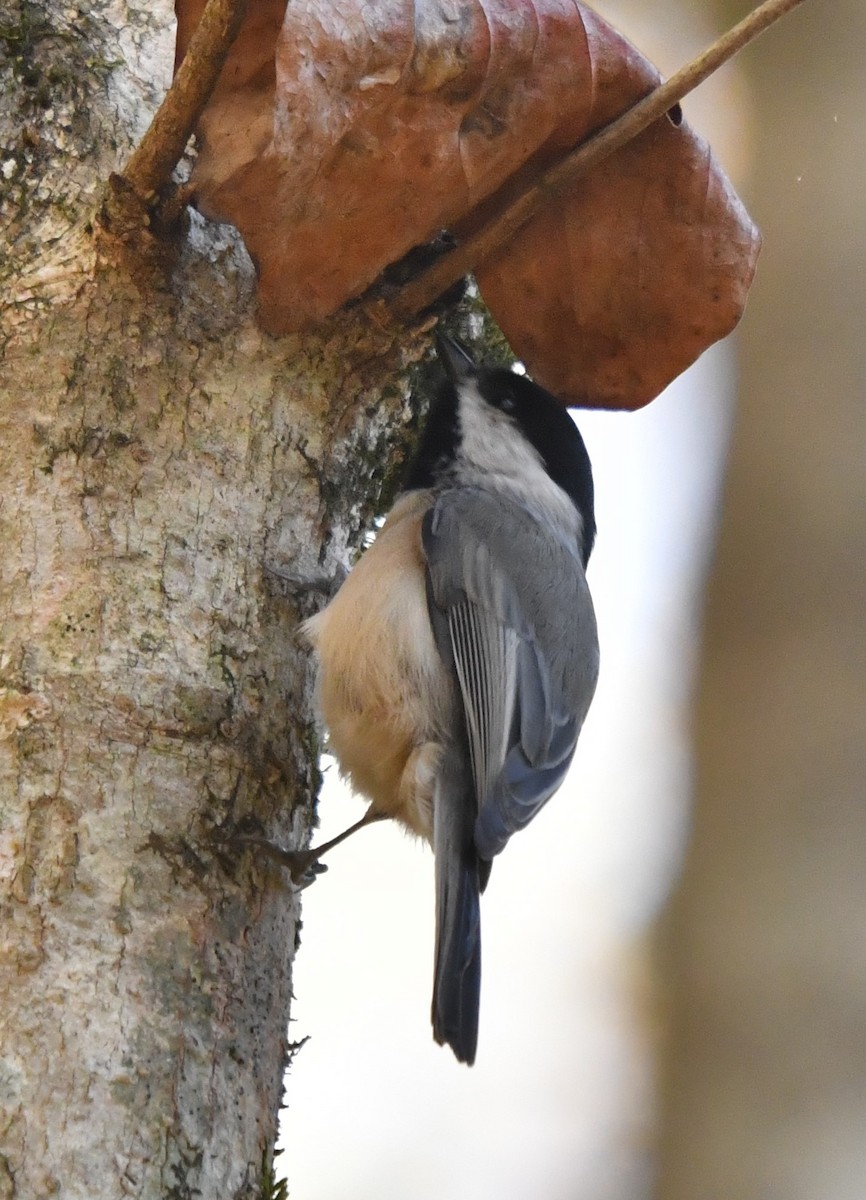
(431, 750, 482, 1065)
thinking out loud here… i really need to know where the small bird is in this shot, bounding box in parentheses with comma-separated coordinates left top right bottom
(300, 335, 599, 1064)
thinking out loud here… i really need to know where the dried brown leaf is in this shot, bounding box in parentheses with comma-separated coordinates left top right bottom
(177, 0, 760, 407)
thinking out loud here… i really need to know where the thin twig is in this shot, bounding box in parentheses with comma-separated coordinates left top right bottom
(123, 0, 247, 204)
(386, 0, 808, 321)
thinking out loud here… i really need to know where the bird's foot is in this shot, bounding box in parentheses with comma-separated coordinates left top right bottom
(230, 835, 329, 888)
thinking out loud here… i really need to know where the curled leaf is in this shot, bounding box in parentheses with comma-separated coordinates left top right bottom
(177, 0, 760, 407)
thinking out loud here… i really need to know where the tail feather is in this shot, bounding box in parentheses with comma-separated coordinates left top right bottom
(431, 752, 482, 1065)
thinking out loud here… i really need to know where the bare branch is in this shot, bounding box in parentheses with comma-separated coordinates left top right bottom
(384, 0, 809, 322)
(123, 0, 248, 206)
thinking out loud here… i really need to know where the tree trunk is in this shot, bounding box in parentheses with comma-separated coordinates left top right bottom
(0, 3, 416, 1194)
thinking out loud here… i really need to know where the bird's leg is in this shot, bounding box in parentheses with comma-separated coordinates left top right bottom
(232, 806, 388, 887)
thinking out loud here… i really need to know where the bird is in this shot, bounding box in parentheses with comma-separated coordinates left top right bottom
(295, 333, 599, 1064)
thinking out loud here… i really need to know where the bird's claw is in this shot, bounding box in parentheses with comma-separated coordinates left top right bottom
(229, 835, 328, 888)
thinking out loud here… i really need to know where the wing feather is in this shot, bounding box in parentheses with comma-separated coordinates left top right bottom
(422, 488, 599, 862)
(447, 600, 518, 807)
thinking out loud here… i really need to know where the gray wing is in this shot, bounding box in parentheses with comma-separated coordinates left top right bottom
(422, 488, 599, 862)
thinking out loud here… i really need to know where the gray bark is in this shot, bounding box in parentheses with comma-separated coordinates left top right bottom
(0, 3, 417, 1195)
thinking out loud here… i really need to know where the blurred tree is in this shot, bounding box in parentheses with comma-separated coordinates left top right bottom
(657, 2, 866, 1197)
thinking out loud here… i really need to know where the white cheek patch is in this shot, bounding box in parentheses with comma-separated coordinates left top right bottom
(455, 381, 522, 476)
(455, 382, 583, 545)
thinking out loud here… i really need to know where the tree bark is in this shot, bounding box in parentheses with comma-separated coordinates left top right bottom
(0, 3, 417, 1195)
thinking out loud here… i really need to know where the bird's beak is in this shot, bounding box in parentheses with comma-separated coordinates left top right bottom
(435, 333, 476, 383)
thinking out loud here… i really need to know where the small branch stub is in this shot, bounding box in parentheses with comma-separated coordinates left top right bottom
(98, 0, 247, 251)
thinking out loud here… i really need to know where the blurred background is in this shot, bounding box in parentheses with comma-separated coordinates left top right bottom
(281, 2, 866, 1196)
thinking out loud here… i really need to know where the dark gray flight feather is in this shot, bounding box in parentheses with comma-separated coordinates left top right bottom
(431, 744, 482, 1065)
